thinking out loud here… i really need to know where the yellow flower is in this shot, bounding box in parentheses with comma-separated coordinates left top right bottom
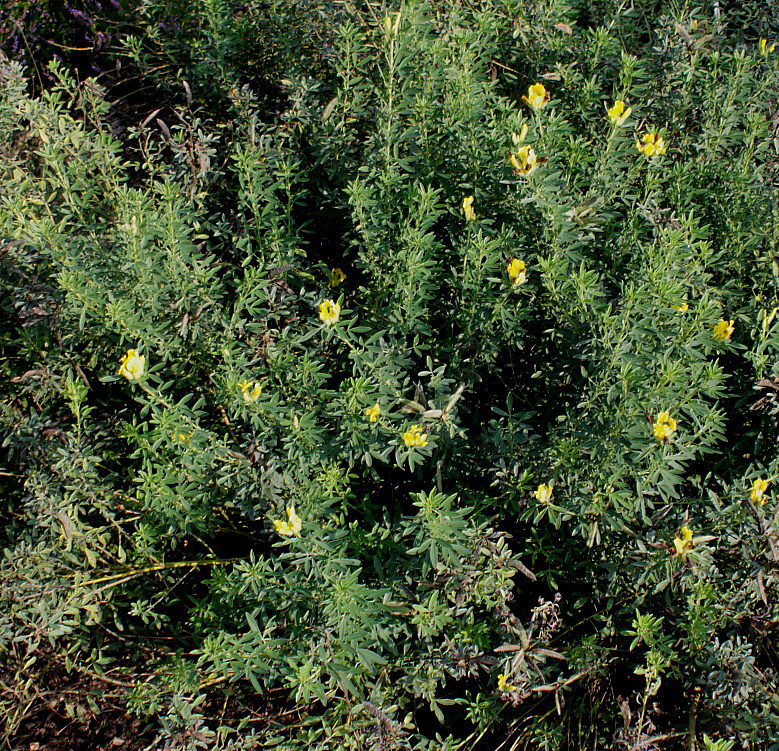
(533, 483, 553, 503)
(653, 411, 677, 442)
(402, 424, 428, 447)
(273, 506, 302, 537)
(712, 319, 735, 342)
(760, 38, 776, 56)
(462, 195, 476, 222)
(319, 299, 341, 325)
(672, 302, 689, 313)
(118, 349, 146, 381)
(673, 525, 694, 558)
(636, 132, 667, 156)
(172, 431, 192, 443)
(511, 123, 529, 145)
(606, 100, 632, 126)
(497, 673, 517, 692)
(365, 403, 381, 422)
(750, 477, 769, 505)
(239, 379, 262, 403)
(507, 258, 527, 286)
(329, 267, 346, 287)
(508, 145, 538, 176)
(522, 83, 549, 111)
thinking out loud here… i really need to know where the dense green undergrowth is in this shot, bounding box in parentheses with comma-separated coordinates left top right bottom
(2, 1, 779, 749)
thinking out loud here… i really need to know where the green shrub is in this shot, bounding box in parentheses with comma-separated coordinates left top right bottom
(2, 1, 779, 749)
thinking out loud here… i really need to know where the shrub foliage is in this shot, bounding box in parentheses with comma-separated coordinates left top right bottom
(2, 1, 779, 748)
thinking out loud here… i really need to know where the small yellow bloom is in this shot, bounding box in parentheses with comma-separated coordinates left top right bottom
(172, 431, 192, 443)
(319, 299, 341, 325)
(712, 319, 735, 342)
(118, 349, 146, 381)
(329, 267, 346, 287)
(507, 258, 527, 286)
(750, 477, 769, 505)
(402, 424, 428, 447)
(497, 673, 517, 692)
(239, 379, 262, 403)
(462, 195, 476, 222)
(365, 403, 381, 422)
(606, 100, 632, 126)
(672, 302, 689, 313)
(508, 145, 538, 176)
(760, 38, 776, 56)
(636, 132, 667, 156)
(534, 483, 553, 503)
(522, 83, 549, 111)
(673, 525, 694, 558)
(273, 506, 302, 537)
(511, 123, 529, 145)
(653, 411, 677, 442)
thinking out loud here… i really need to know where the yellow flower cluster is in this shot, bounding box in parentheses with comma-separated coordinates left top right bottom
(365, 403, 381, 422)
(273, 506, 302, 537)
(508, 145, 538, 176)
(319, 299, 341, 325)
(522, 83, 549, 111)
(673, 525, 694, 559)
(636, 132, 667, 156)
(653, 411, 677, 443)
(494, 87, 670, 221)
(497, 673, 517, 692)
(403, 424, 428, 447)
(329, 267, 346, 287)
(534, 483, 553, 503)
(462, 195, 476, 222)
(760, 38, 776, 55)
(606, 100, 632, 126)
(751, 477, 769, 505)
(118, 349, 146, 381)
(239, 379, 262, 403)
(712, 319, 735, 342)
(507, 258, 527, 286)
